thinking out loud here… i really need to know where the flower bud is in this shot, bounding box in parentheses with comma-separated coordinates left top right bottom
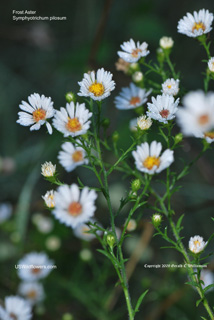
(41, 161, 56, 177)
(65, 92, 75, 103)
(208, 57, 214, 73)
(137, 115, 152, 130)
(42, 190, 55, 208)
(132, 71, 143, 83)
(152, 214, 162, 228)
(131, 179, 141, 192)
(157, 48, 165, 64)
(129, 62, 139, 72)
(112, 131, 119, 143)
(159, 36, 174, 49)
(174, 133, 183, 144)
(106, 233, 116, 249)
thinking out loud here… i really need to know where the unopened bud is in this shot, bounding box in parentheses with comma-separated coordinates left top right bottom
(129, 62, 139, 72)
(132, 71, 143, 83)
(131, 179, 141, 192)
(152, 214, 162, 228)
(65, 92, 75, 103)
(174, 133, 183, 144)
(157, 48, 165, 64)
(106, 233, 116, 249)
(41, 161, 56, 177)
(159, 36, 174, 49)
(112, 131, 119, 143)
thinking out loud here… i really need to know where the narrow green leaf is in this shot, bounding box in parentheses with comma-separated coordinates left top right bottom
(96, 249, 111, 260)
(185, 281, 199, 288)
(196, 298, 203, 307)
(134, 290, 149, 314)
(201, 317, 207, 320)
(176, 214, 184, 231)
(203, 284, 214, 293)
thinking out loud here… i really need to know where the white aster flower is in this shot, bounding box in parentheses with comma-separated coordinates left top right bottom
(17, 93, 55, 134)
(0, 203, 12, 223)
(0, 296, 32, 320)
(159, 36, 174, 49)
(147, 94, 179, 123)
(42, 190, 56, 208)
(118, 39, 149, 63)
(53, 102, 92, 137)
(161, 78, 180, 96)
(132, 141, 174, 174)
(137, 115, 152, 130)
(18, 282, 45, 306)
(176, 90, 214, 143)
(17, 252, 54, 281)
(78, 68, 115, 101)
(208, 57, 214, 72)
(189, 235, 207, 254)
(177, 9, 214, 38)
(115, 83, 151, 110)
(52, 184, 97, 228)
(129, 118, 138, 132)
(41, 161, 56, 177)
(58, 141, 88, 172)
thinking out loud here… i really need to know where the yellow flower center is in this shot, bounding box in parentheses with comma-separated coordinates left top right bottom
(192, 22, 206, 32)
(198, 114, 209, 125)
(27, 290, 37, 299)
(66, 117, 82, 132)
(72, 150, 83, 163)
(130, 96, 141, 105)
(89, 82, 105, 97)
(131, 48, 142, 58)
(160, 109, 169, 119)
(68, 202, 82, 216)
(143, 156, 160, 170)
(194, 240, 200, 246)
(33, 108, 46, 122)
(167, 85, 172, 89)
(204, 132, 214, 139)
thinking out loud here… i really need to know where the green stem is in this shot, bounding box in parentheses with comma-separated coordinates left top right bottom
(152, 187, 214, 320)
(90, 99, 135, 318)
(165, 53, 177, 78)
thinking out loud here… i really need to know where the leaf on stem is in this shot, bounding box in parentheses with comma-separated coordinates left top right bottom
(134, 289, 149, 314)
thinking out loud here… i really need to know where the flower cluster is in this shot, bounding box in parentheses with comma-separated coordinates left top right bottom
(14, 7, 214, 320)
(0, 252, 53, 319)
